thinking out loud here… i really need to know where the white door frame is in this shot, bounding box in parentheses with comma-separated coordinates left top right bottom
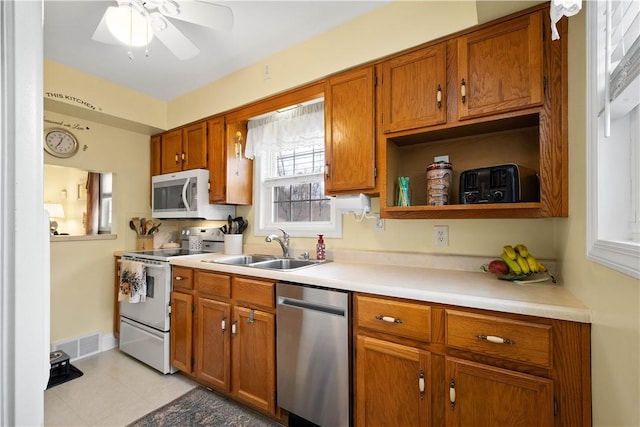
(0, 1, 47, 425)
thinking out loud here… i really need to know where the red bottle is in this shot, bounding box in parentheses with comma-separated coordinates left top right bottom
(316, 234, 325, 260)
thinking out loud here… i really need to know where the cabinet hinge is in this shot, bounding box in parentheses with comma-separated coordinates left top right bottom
(553, 397, 558, 416)
(373, 167, 377, 178)
(543, 76, 547, 95)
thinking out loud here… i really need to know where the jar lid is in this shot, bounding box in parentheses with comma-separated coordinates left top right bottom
(427, 162, 452, 171)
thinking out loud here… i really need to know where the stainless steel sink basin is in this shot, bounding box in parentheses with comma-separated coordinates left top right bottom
(204, 254, 328, 270)
(211, 254, 276, 265)
(250, 258, 326, 270)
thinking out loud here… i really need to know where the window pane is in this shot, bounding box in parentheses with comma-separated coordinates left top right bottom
(275, 147, 325, 177)
(274, 199, 290, 222)
(291, 201, 311, 222)
(291, 183, 310, 201)
(311, 181, 324, 199)
(311, 199, 331, 221)
(274, 186, 291, 202)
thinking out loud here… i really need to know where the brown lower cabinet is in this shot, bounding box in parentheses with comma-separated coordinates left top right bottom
(170, 268, 277, 418)
(170, 270, 590, 426)
(354, 293, 591, 427)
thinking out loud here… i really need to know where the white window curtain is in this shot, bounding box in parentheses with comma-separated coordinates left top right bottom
(245, 100, 324, 159)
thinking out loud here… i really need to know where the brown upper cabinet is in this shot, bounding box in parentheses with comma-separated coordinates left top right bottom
(457, 11, 544, 120)
(151, 4, 565, 218)
(210, 118, 252, 205)
(324, 66, 376, 194)
(159, 121, 208, 174)
(152, 118, 252, 205)
(380, 43, 447, 133)
(379, 5, 566, 219)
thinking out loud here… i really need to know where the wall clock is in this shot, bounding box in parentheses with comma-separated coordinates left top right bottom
(44, 128, 79, 158)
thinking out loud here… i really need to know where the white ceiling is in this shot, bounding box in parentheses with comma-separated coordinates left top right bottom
(44, 0, 389, 101)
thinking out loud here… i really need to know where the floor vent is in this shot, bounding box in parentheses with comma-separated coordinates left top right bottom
(52, 332, 101, 361)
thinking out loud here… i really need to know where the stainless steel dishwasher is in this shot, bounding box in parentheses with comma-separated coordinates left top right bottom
(276, 282, 351, 427)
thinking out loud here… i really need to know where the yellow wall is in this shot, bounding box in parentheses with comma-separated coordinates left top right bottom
(45, 110, 151, 342)
(43, 1, 640, 425)
(44, 60, 167, 132)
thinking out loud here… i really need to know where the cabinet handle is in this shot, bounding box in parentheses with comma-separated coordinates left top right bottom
(231, 320, 237, 336)
(174, 152, 179, 164)
(436, 84, 442, 109)
(174, 276, 183, 281)
(449, 379, 456, 409)
(460, 78, 466, 104)
(248, 309, 255, 324)
(324, 163, 330, 179)
(476, 334, 515, 345)
(181, 152, 185, 162)
(221, 317, 226, 332)
(419, 370, 425, 400)
(375, 315, 403, 324)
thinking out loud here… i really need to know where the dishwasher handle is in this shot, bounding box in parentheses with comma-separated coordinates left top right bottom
(278, 297, 346, 317)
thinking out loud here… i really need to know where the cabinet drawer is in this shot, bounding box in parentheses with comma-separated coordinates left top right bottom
(197, 271, 231, 299)
(445, 310, 551, 368)
(232, 277, 274, 309)
(172, 266, 194, 291)
(356, 295, 431, 342)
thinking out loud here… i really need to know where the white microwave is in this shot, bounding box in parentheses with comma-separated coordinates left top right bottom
(151, 169, 235, 220)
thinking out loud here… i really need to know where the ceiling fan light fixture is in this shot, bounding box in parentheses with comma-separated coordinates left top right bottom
(105, 5, 154, 47)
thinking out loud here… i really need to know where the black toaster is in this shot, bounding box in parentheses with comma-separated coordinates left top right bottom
(459, 164, 539, 204)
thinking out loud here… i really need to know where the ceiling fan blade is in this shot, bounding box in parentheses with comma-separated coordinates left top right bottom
(169, 1, 233, 31)
(91, 6, 123, 45)
(153, 18, 200, 60)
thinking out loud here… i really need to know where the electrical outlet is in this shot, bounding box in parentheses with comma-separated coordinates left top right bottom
(375, 217, 385, 232)
(434, 225, 449, 247)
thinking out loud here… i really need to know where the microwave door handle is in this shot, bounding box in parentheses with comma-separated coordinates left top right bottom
(182, 177, 191, 211)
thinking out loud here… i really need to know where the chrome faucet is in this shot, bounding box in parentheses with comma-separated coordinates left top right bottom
(265, 228, 290, 258)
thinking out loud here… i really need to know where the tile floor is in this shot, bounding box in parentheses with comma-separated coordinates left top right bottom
(44, 349, 197, 426)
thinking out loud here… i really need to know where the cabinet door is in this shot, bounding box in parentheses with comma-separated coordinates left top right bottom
(150, 135, 162, 177)
(182, 121, 208, 171)
(225, 120, 252, 205)
(325, 66, 376, 194)
(161, 129, 183, 174)
(231, 306, 275, 414)
(196, 298, 231, 391)
(170, 291, 193, 373)
(381, 43, 447, 133)
(457, 11, 543, 120)
(355, 335, 430, 427)
(446, 357, 553, 427)
(207, 117, 226, 203)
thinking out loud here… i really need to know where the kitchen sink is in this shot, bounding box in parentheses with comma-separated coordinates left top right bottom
(204, 254, 328, 270)
(250, 258, 326, 270)
(211, 254, 276, 265)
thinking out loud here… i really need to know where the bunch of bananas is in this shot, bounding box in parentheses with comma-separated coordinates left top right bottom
(500, 244, 554, 281)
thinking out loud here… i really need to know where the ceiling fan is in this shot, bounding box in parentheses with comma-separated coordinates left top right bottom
(92, 0, 233, 60)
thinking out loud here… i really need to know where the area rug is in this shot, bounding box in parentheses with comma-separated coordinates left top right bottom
(127, 386, 282, 427)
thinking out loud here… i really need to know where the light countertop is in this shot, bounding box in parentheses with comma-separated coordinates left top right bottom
(170, 250, 591, 324)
